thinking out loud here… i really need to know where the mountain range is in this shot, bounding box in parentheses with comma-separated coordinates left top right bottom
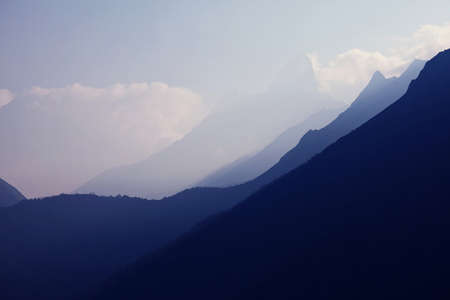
(196, 59, 425, 189)
(165, 58, 425, 216)
(247, 58, 425, 186)
(82, 48, 450, 299)
(196, 107, 344, 187)
(75, 56, 345, 199)
(0, 45, 442, 299)
(0, 54, 426, 300)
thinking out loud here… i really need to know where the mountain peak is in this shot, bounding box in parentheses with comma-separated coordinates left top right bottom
(369, 70, 386, 84)
(399, 58, 427, 80)
(269, 54, 318, 91)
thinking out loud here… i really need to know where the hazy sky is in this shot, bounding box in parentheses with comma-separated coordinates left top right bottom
(1, 0, 450, 100)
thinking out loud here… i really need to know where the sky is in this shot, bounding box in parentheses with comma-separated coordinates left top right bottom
(1, 0, 450, 198)
(1, 0, 450, 99)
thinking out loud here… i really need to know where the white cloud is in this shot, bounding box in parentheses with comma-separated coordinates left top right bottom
(22, 82, 206, 160)
(309, 24, 450, 103)
(391, 23, 450, 60)
(0, 89, 14, 108)
(0, 82, 207, 197)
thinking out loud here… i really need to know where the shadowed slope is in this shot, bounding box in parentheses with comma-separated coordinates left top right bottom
(152, 59, 425, 218)
(0, 191, 248, 300)
(251, 59, 425, 186)
(84, 50, 450, 300)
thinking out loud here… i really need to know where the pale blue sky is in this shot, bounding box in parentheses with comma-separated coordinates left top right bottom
(2, 0, 450, 98)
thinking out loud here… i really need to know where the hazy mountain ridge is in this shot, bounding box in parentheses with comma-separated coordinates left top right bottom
(250, 58, 426, 185)
(196, 107, 344, 187)
(83, 49, 450, 299)
(93, 58, 422, 201)
(75, 56, 345, 199)
(0, 83, 208, 198)
(186, 58, 425, 205)
(0, 55, 431, 300)
(0, 178, 26, 207)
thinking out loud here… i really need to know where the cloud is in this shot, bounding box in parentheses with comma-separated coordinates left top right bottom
(0, 89, 14, 108)
(391, 23, 450, 60)
(308, 50, 410, 103)
(23, 82, 206, 160)
(309, 24, 450, 103)
(0, 82, 207, 197)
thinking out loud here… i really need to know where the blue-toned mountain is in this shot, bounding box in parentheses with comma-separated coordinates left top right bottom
(196, 107, 344, 187)
(75, 56, 344, 199)
(84, 49, 450, 299)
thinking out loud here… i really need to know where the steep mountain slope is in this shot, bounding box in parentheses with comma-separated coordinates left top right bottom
(0, 192, 246, 300)
(75, 56, 344, 199)
(151, 58, 425, 214)
(84, 49, 450, 300)
(0, 178, 26, 207)
(251, 58, 425, 185)
(196, 107, 344, 187)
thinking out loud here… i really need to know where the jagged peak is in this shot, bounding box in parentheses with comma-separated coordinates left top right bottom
(370, 70, 386, 82)
(399, 59, 427, 80)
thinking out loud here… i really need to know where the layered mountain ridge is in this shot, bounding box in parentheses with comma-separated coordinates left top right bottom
(83, 49, 450, 299)
(75, 56, 345, 199)
(196, 107, 344, 187)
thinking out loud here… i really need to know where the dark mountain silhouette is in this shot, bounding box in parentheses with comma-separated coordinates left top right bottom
(75, 55, 344, 199)
(0, 57, 427, 300)
(83, 49, 450, 300)
(0, 178, 26, 207)
(196, 108, 344, 187)
(0, 191, 249, 300)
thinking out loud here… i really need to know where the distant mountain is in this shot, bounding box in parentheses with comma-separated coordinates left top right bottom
(196, 107, 344, 187)
(0, 192, 246, 300)
(0, 178, 26, 207)
(0, 82, 207, 198)
(75, 56, 345, 199)
(83, 49, 450, 300)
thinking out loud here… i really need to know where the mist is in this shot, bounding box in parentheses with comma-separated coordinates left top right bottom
(75, 55, 346, 199)
(0, 82, 209, 198)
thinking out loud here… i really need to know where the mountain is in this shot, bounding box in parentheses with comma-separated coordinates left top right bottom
(75, 56, 344, 199)
(196, 107, 344, 187)
(178, 59, 426, 214)
(0, 178, 26, 207)
(250, 58, 426, 186)
(0, 191, 247, 300)
(83, 49, 450, 300)
(0, 57, 428, 300)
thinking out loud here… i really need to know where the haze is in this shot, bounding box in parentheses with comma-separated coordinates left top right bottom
(1, 1, 450, 198)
